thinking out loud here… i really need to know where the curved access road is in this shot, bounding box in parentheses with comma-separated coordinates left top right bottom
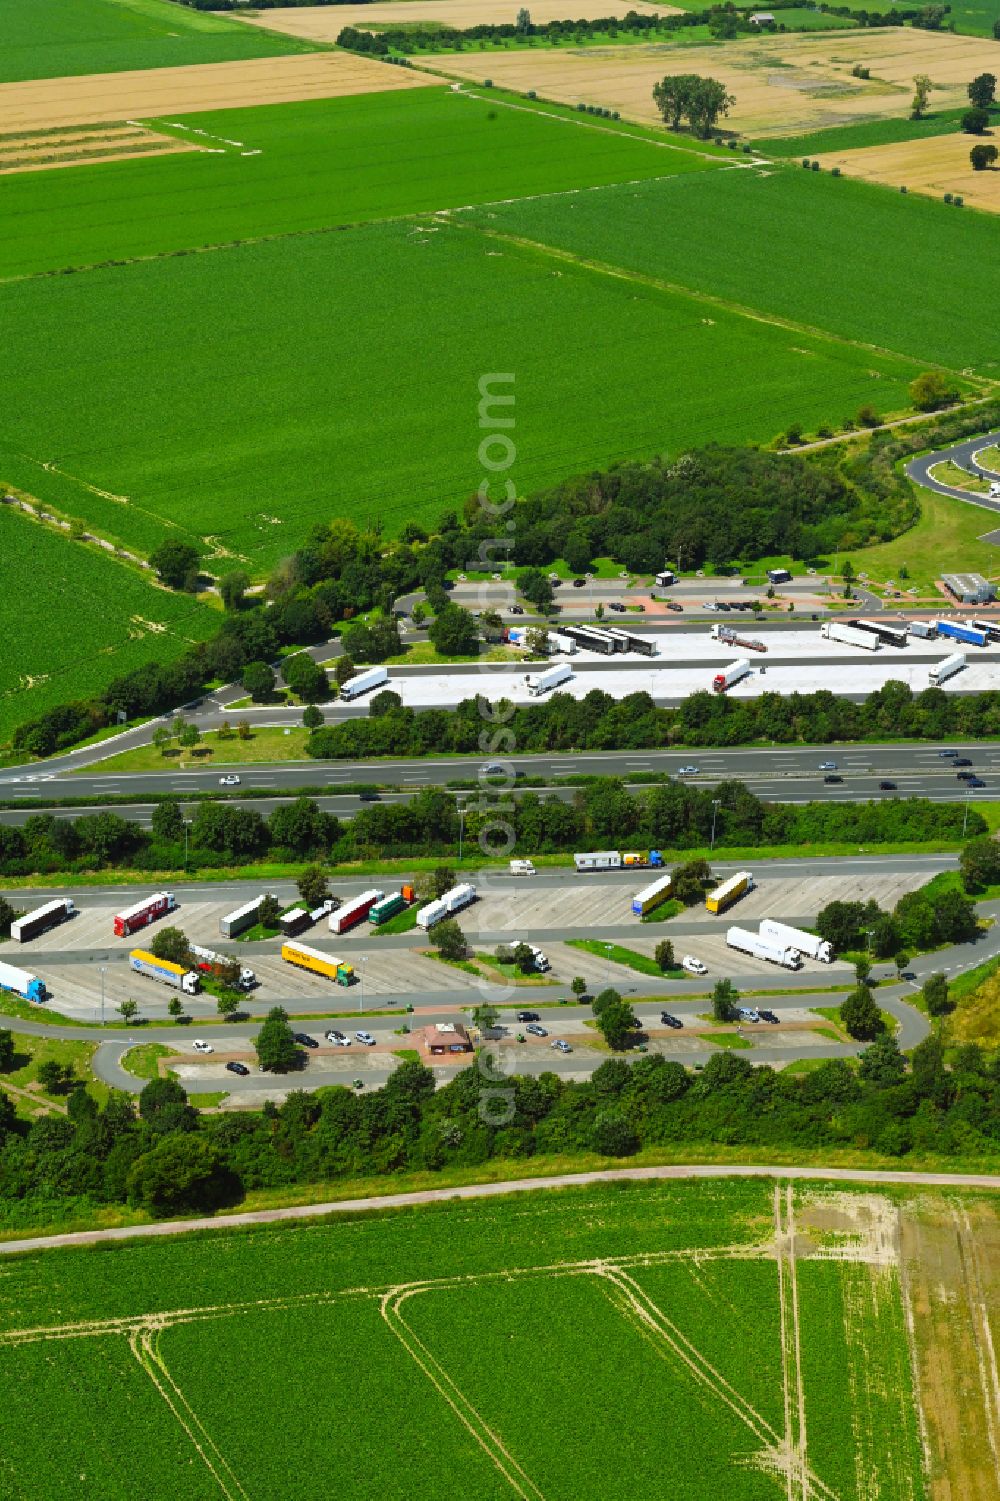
(906, 429, 1000, 507)
(2, 1160, 997, 1256)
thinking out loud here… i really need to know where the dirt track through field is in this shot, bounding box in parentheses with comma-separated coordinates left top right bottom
(0, 52, 437, 132)
(241, 0, 678, 39)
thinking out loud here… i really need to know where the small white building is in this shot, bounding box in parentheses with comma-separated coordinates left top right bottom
(749, 11, 776, 22)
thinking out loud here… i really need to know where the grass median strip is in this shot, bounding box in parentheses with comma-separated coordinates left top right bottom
(566, 938, 672, 979)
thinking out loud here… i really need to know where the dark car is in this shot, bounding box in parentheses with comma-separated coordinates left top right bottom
(358, 790, 381, 802)
(609, 601, 626, 612)
(878, 780, 897, 791)
(516, 1010, 540, 1023)
(954, 758, 973, 767)
(969, 776, 987, 788)
(823, 774, 843, 784)
(509, 604, 524, 614)
(225, 1061, 250, 1076)
(572, 578, 586, 588)
(758, 1010, 780, 1025)
(293, 1032, 319, 1049)
(665, 601, 684, 612)
(957, 770, 976, 781)
(659, 1012, 683, 1029)
(716, 601, 731, 612)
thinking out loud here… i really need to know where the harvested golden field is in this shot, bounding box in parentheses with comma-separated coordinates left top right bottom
(428, 28, 1000, 135)
(816, 129, 1000, 213)
(0, 51, 436, 132)
(241, 0, 678, 39)
(0, 122, 198, 175)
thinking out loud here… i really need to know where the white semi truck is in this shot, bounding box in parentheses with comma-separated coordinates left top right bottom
(339, 666, 390, 701)
(712, 659, 751, 693)
(758, 919, 833, 964)
(726, 926, 802, 970)
(417, 883, 477, 929)
(527, 662, 573, 696)
(929, 651, 966, 686)
(821, 622, 880, 652)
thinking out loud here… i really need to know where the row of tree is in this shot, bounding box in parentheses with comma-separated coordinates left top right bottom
(0, 1028, 995, 1224)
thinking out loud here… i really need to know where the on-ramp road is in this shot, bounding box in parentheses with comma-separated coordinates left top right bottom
(906, 429, 1000, 507)
(1, 1161, 997, 1256)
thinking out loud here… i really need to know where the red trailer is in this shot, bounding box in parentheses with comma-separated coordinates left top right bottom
(329, 889, 384, 935)
(113, 891, 176, 937)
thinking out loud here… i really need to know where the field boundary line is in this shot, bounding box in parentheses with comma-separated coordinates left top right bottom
(130, 1326, 249, 1501)
(895, 1204, 935, 1489)
(953, 1202, 1000, 1482)
(457, 221, 988, 385)
(3, 1164, 999, 1257)
(383, 1287, 547, 1500)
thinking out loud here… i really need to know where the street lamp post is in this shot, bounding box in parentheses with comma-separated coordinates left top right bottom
(359, 954, 368, 1014)
(963, 786, 973, 837)
(710, 799, 722, 851)
(98, 964, 107, 1026)
(605, 943, 613, 991)
(183, 820, 190, 870)
(457, 804, 466, 865)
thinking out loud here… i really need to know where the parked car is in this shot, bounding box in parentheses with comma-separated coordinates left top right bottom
(219, 774, 241, 786)
(516, 1011, 540, 1023)
(716, 601, 730, 612)
(572, 578, 586, 588)
(356, 1031, 376, 1046)
(659, 1012, 683, 1029)
(525, 1024, 548, 1037)
(225, 1061, 249, 1076)
(759, 1010, 780, 1024)
(681, 955, 707, 976)
(325, 1030, 350, 1046)
(294, 1032, 319, 1049)
(738, 1007, 761, 1023)
(665, 601, 684, 613)
(818, 761, 837, 771)
(509, 604, 524, 615)
(192, 1040, 213, 1054)
(551, 1039, 572, 1053)
(608, 601, 626, 613)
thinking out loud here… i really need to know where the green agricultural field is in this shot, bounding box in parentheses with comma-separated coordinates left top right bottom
(816, 0, 998, 32)
(0, 213, 925, 568)
(464, 166, 1000, 376)
(762, 105, 980, 157)
(0, 508, 217, 743)
(0, 0, 314, 83)
(0, 1179, 954, 1500)
(0, 87, 721, 282)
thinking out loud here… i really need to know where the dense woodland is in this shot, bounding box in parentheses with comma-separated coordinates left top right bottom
(9, 404, 999, 759)
(0, 1032, 995, 1228)
(0, 780, 982, 878)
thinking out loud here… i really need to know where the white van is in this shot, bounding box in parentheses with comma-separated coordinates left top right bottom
(510, 859, 536, 876)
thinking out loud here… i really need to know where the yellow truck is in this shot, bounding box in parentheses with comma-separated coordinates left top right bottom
(281, 942, 354, 986)
(705, 871, 753, 916)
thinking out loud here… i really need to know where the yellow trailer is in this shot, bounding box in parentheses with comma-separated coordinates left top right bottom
(705, 871, 753, 915)
(281, 942, 354, 985)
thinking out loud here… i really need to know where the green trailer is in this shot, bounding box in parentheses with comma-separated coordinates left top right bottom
(370, 892, 407, 926)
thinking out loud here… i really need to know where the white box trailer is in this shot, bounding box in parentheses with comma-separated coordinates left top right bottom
(726, 926, 802, 970)
(574, 851, 622, 872)
(417, 883, 477, 928)
(547, 632, 578, 655)
(10, 897, 76, 943)
(220, 894, 276, 940)
(821, 622, 880, 652)
(712, 658, 751, 693)
(527, 662, 572, 696)
(908, 620, 937, 640)
(340, 666, 389, 701)
(930, 651, 966, 686)
(0, 958, 46, 1003)
(758, 918, 833, 964)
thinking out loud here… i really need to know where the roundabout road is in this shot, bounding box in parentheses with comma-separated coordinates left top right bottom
(906, 429, 1000, 508)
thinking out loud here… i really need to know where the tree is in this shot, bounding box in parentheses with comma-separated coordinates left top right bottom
(652, 73, 698, 129)
(525, 627, 549, 655)
(994, 17, 1000, 39)
(909, 371, 958, 411)
(152, 724, 172, 756)
(712, 978, 738, 1023)
(960, 834, 1000, 891)
(297, 865, 331, 909)
(968, 71, 997, 109)
(37, 1059, 75, 1095)
(334, 654, 356, 686)
(282, 652, 330, 704)
(219, 569, 250, 610)
(150, 927, 192, 967)
(894, 951, 911, 979)
(254, 1006, 301, 1073)
(515, 5, 531, 32)
(654, 939, 675, 972)
(962, 107, 990, 133)
(127, 1134, 233, 1217)
(216, 991, 240, 1020)
(473, 1003, 498, 1032)
(303, 703, 324, 730)
(167, 996, 185, 1021)
(571, 975, 587, 997)
(854, 956, 872, 985)
(971, 142, 999, 169)
(595, 996, 638, 1051)
(592, 1110, 639, 1156)
(0, 896, 17, 938)
(236, 719, 252, 741)
(519, 569, 555, 612)
(511, 941, 537, 974)
(259, 894, 282, 928)
(686, 75, 735, 137)
(432, 918, 467, 961)
(840, 985, 883, 1040)
(151, 798, 184, 843)
(911, 73, 932, 118)
(149, 540, 200, 591)
(242, 660, 276, 702)
(816, 899, 865, 951)
(858, 1033, 906, 1087)
(139, 1075, 189, 1122)
(117, 998, 138, 1024)
(922, 971, 952, 1016)
(592, 987, 620, 1018)
(672, 858, 712, 906)
(179, 722, 200, 750)
(429, 604, 479, 657)
(429, 866, 456, 899)
(0, 1029, 14, 1071)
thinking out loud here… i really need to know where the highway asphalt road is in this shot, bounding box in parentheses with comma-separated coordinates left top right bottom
(5, 1158, 998, 1255)
(5, 739, 1000, 813)
(906, 429, 1000, 508)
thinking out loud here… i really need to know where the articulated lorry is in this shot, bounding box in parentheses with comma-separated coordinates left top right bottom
(936, 620, 988, 647)
(929, 651, 966, 686)
(710, 625, 766, 653)
(339, 666, 390, 700)
(527, 662, 573, 696)
(128, 949, 200, 995)
(706, 871, 753, 915)
(113, 892, 176, 937)
(622, 851, 665, 869)
(726, 926, 802, 970)
(821, 622, 880, 652)
(369, 890, 413, 926)
(189, 945, 256, 989)
(281, 942, 354, 985)
(11, 898, 76, 943)
(632, 873, 673, 917)
(219, 894, 278, 940)
(847, 618, 908, 648)
(758, 918, 833, 963)
(0, 959, 46, 1003)
(330, 889, 384, 934)
(712, 659, 751, 693)
(416, 883, 477, 929)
